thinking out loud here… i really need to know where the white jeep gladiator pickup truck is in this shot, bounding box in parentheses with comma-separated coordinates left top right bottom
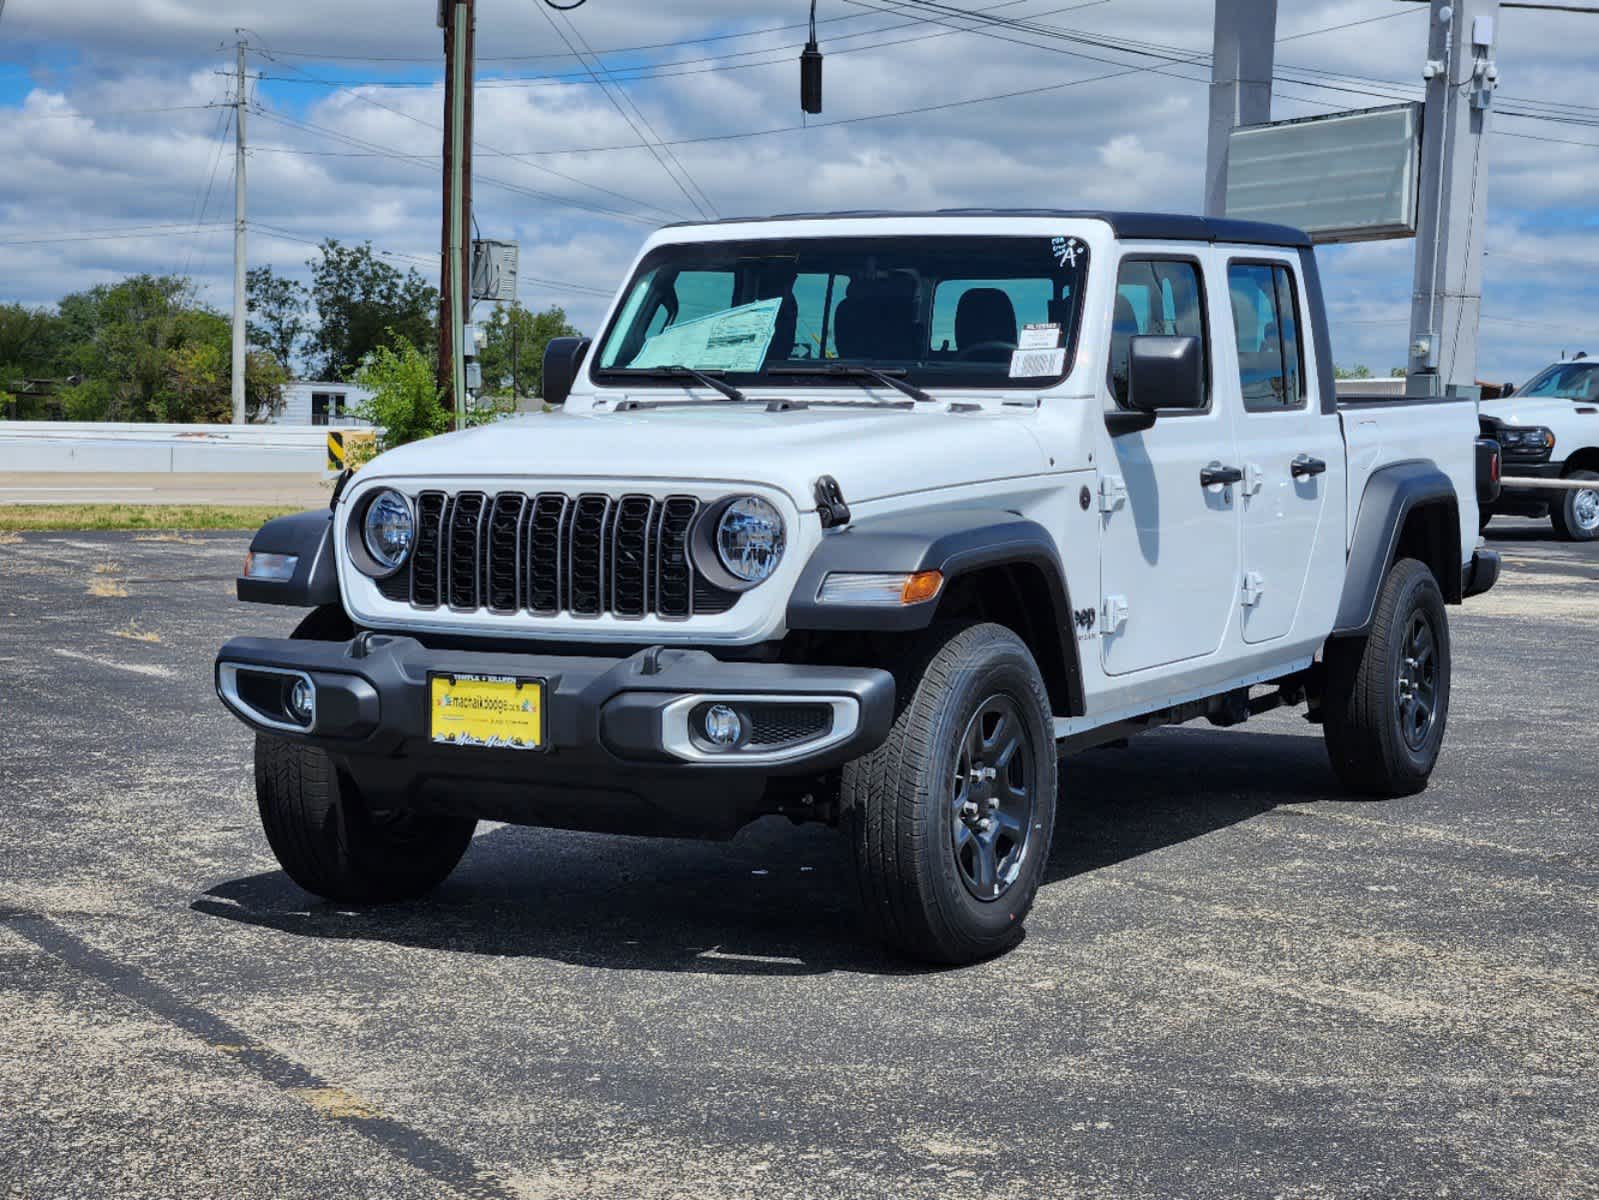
(1479, 358, 1599, 540)
(217, 210, 1501, 964)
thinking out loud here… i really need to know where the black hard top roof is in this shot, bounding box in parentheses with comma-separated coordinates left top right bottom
(661, 209, 1311, 249)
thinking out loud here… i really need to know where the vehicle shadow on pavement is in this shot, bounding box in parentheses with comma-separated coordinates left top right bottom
(191, 727, 1339, 975)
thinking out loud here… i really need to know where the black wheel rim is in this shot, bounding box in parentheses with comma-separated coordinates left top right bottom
(1396, 610, 1440, 752)
(950, 695, 1036, 902)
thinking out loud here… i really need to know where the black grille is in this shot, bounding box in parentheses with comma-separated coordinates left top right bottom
(383, 490, 735, 620)
(447, 492, 487, 610)
(748, 704, 833, 749)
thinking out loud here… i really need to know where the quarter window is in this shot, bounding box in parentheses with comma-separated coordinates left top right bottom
(1109, 259, 1208, 408)
(1228, 263, 1305, 412)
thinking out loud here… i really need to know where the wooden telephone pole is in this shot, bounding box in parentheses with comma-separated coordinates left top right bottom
(438, 0, 475, 428)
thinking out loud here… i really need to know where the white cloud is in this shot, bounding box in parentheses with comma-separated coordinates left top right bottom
(1, 0, 1596, 378)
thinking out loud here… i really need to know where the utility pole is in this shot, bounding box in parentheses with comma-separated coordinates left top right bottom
(1204, 0, 1277, 217)
(231, 39, 248, 425)
(1406, 0, 1500, 397)
(438, 0, 475, 429)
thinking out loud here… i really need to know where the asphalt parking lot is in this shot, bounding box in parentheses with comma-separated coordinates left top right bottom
(1, 522, 1596, 1200)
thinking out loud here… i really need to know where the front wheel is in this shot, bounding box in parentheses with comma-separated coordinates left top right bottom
(1551, 470, 1599, 541)
(843, 623, 1058, 965)
(1322, 558, 1451, 797)
(255, 734, 476, 903)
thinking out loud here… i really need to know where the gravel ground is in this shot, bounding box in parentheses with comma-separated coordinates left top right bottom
(1, 522, 1595, 1200)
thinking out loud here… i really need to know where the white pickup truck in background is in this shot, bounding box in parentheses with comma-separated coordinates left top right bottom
(1480, 358, 1599, 540)
(218, 210, 1501, 963)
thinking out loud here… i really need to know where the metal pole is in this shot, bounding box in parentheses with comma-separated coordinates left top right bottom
(231, 40, 248, 424)
(512, 318, 520, 400)
(438, 0, 474, 429)
(1204, 0, 1278, 217)
(1407, 0, 1500, 397)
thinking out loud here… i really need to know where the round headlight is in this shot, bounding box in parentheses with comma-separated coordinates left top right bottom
(361, 489, 414, 573)
(715, 496, 785, 584)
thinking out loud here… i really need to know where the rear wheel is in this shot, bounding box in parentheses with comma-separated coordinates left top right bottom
(1551, 470, 1599, 541)
(843, 623, 1058, 965)
(1322, 558, 1451, 797)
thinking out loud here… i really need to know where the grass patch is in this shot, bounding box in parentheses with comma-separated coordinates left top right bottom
(87, 577, 129, 598)
(112, 622, 163, 643)
(0, 505, 300, 532)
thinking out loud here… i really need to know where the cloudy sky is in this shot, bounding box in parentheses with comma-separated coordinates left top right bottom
(2, 0, 1596, 381)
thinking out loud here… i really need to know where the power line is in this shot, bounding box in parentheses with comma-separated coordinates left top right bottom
(251, 45, 688, 221)
(533, 0, 718, 219)
(8, 104, 216, 122)
(0, 222, 234, 247)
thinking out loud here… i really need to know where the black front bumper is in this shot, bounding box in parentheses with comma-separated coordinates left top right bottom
(215, 634, 895, 836)
(1498, 457, 1564, 510)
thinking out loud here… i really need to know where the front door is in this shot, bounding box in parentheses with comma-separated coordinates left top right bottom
(1223, 260, 1342, 645)
(1099, 252, 1242, 676)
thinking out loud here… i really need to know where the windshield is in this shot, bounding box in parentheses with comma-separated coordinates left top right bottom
(1518, 362, 1599, 401)
(594, 234, 1090, 390)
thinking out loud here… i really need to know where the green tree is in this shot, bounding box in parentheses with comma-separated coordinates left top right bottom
(48, 275, 285, 423)
(309, 240, 438, 382)
(0, 303, 71, 380)
(478, 302, 580, 398)
(247, 266, 309, 375)
(355, 333, 450, 450)
(1334, 364, 1373, 380)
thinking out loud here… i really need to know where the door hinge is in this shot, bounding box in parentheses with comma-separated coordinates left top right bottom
(1098, 475, 1128, 513)
(1243, 463, 1264, 496)
(1241, 571, 1265, 608)
(1101, 594, 1129, 635)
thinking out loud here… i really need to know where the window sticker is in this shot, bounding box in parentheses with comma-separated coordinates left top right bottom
(631, 298, 783, 373)
(1010, 347, 1068, 378)
(1017, 322, 1062, 351)
(1051, 236, 1083, 268)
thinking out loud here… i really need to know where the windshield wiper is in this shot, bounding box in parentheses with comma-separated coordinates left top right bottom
(624, 365, 748, 403)
(772, 363, 935, 404)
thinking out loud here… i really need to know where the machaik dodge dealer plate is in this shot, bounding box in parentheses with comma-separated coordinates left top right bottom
(428, 674, 545, 750)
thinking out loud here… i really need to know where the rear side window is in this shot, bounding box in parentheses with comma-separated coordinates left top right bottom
(1228, 263, 1305, 412)
(1109, 259, 1208, 408)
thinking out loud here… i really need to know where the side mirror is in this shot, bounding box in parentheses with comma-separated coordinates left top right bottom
(1127, 335, 1205, 414)
(541, 336, 592, 407)
(1501, 382, 1515, 398)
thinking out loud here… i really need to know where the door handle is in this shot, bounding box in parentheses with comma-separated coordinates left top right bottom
(1201, 464, 1244, 488)
(1291, 455, 1328, 478)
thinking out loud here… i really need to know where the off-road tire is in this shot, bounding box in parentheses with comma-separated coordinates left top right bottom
(255, 734, 477, 903)
(843, 622, 1058, 965)
(1322, 558, 1451, 798)
(1551, 469, 1599, 542)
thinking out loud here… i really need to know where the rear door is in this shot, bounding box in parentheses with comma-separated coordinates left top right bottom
(1223, 258, 1343, 645)
(1098, 251, 1242, 676)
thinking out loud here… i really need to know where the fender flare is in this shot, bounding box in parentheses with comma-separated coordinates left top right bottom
(1333, 460, 1460, 637)
(786, 509, 1085, 715)
(236, 509, 341, 608)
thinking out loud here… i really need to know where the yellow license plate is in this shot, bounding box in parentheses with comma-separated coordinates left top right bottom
(428, 674, 545, 751)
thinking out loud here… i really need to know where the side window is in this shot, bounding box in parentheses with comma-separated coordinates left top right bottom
(1109, 259, 1207, 408)
(1227, 263, 1305, 412)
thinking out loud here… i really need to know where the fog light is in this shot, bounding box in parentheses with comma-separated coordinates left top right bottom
(286, 677, 316, 726)
(702, 703, 743, 748)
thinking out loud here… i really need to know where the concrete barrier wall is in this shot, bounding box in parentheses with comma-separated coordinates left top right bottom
(0, 422, 375, 474)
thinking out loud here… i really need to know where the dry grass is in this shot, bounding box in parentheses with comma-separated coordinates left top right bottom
(87, 578, 129, 598)
(0, 505, 299, 532)
(132, 532, 207, 545)
(92, 561, 123, 575)
(111, 623, 162, 644)
(0, 530, 22, 545)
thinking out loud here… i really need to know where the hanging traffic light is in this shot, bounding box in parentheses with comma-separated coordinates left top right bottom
(800, 0, 823, 114)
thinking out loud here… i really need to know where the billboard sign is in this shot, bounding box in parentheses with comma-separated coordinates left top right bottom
(1226, 103, 1421, 243)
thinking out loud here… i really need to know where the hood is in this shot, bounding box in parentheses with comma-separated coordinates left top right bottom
(361, 404, 1051, 506)
(1481, 396, 1577, 426)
